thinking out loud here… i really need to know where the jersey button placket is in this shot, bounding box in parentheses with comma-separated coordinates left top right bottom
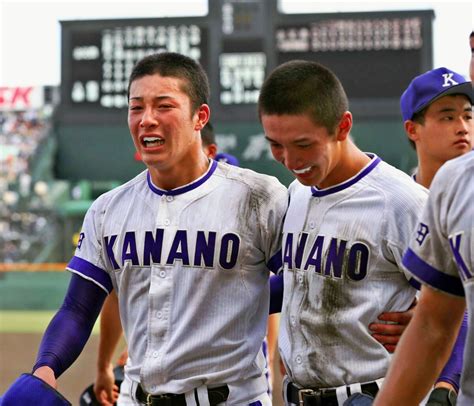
(144, 196, 172, 381)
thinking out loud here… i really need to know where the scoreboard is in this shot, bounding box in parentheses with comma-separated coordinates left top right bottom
(55, 1, 433, 184)
(58, 1, 434, 123)
(276, 15, 424, 98)
(60, 17, 209, 123)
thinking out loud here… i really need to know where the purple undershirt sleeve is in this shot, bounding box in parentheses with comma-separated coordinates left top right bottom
(436, 311, 468, 392)
(269, 273, 284, 314)
(32, 273, 108, 378)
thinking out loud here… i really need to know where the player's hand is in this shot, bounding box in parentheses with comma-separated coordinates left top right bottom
(94, 362, 119, 406)
(117, 347, 129, 367)
(279, 356, 286, 377)
(369, 299, 417, 353)
(33, 365, 57, 389)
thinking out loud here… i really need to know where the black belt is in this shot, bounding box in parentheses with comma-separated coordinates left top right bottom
(287, 381, 379, 406)
(135, 384, 229, 406)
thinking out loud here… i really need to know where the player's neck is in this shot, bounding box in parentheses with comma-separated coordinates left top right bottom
(148, 154, 210, 191)
(318, 143, 371, 189)
(415, 159, 443, 189)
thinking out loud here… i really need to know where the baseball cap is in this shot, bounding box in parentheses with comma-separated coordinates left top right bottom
(400, 67, 474, 121)
(215, 153, 240, 167)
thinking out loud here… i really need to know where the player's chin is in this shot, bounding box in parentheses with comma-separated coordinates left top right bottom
(293, 172, 317, 186)
(141, 154, 166, 169)
(294, 177, 315, 186)
(140, 147, 166, 159)
(448, 145, 471, 159)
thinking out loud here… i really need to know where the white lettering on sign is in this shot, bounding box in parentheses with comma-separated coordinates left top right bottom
(219, 53, 266, 105)
(276, 17, 423, 52)
(73, 46, 100, 60)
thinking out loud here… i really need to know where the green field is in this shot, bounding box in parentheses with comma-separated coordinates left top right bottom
(0, 272, 100, 334)
(0, 271, 71, 310)
(0, 310, 100, 334)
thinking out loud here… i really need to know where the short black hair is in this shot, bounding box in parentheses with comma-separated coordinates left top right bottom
(128, 52, 210, 114)
(258, 60, 349, 134)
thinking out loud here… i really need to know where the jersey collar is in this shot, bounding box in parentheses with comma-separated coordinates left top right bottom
(311, 154, 381, 197)
(147, 159, 218, 196)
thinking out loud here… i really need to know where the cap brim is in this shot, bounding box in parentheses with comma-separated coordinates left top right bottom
(415, 82, 474, 114)
(439, 81, 474, 103)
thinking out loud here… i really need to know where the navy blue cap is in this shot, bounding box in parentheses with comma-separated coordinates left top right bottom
(215, 153, 240, 166)
(400, 67, 473, 121)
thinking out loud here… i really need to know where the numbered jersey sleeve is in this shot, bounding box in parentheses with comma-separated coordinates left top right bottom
(66, 195, 113, 294)
(403, 153, 474, 297)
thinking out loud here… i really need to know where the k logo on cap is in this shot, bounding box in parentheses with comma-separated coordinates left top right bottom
(400, 67, 474, 121)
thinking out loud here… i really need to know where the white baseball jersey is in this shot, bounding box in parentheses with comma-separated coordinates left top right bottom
(403, 151, 474, 404)
(279, 154, 428, 389)
(67, 160, 287, 403)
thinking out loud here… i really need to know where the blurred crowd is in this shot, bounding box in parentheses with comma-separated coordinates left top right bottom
(0, 110, 59, 263)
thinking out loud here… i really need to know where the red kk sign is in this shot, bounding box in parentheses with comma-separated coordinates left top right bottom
(0, 86, 44, 111)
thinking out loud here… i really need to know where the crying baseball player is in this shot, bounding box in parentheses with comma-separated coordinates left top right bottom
(1, 52, 287, 405)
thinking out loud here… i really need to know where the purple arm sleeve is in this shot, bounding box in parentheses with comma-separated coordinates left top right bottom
(32, 273, 108, 378)
(436, 311, 468, 392)
(269, 274, 284, 314)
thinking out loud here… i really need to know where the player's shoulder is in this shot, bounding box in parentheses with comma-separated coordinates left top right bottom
(372, 160, 428, 199)
(366, 159, 428, 215)
(215, 162, 287, 198)
(432, 151, 474, 190)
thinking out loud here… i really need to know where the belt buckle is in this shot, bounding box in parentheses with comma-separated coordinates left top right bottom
(298, 388, 319, 405)
(146, 393, 172, 405)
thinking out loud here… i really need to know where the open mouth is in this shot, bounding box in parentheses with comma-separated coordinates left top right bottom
(142, 137, 164, 148)
(293, 166, 312, 175)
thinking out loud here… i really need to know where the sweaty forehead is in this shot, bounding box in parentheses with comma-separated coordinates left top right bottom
(262, 113, 328, 142)
(426, 94, 473, 113)
(129, 74, 187, 98)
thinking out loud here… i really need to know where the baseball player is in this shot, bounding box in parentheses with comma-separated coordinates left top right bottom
(345, 66, 474, 406)
(401, 66, 472, 404)
(92, 122, 219, 406)
(92, 122, 278, 406)
(258, 60, 430, 406)
(373, 150, 474, 405)
(375, 32, 474, 405)
(2, 52, 288, 405)
(93, 290, 128, 406)
(403, 67, 473, 189)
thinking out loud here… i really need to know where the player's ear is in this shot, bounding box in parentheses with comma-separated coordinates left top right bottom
(336, 111, 352, 140)
(404, 120, 420, 143)
(194, 104, 210, 131)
